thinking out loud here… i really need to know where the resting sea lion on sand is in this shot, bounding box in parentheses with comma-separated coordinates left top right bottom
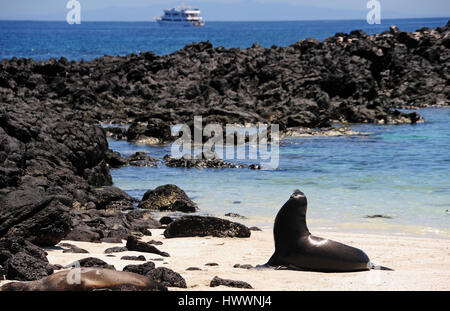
(266, 190, 392, 272)
(0, 268, 167, 291)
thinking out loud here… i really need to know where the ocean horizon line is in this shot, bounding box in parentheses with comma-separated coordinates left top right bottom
(0, 16, 449, 23)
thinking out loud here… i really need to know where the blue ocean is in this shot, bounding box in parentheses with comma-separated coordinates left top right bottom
(1, 18, 449, 60)
(1, 18, 449, 237)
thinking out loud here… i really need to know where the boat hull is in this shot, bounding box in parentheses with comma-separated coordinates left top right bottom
(156, 20, 205, 27)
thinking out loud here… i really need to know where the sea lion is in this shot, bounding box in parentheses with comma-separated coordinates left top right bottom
(266, 190, 392, 272)
(0, 268, 167, 291)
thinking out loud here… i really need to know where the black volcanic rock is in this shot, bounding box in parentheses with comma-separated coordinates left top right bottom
(122, 262, 186, 288)
(92, 186, 137, 210)
(147, 267, 187, 288)
(121, 255, 146, 261)
(0, 237, 48, 263)
(138, 184, 197, 213)
(126, 236, 169, 257)
(65, 208, 160, 243)
(105, 151, 157, 168)
(61, 245, 89, 254)
(125, 152, 157, 167)
(186, 267, 202, 271)
(249, 226, 262, 231)
(0, 237, 54, 281)
(123, 261, 156, 275)
(210, 276, 253, 289)
(0, 190, 72, 246)
(66, 257, 116, 270)
(5, 252, 54, 281)
(104, 127, 127, 140)
(105, 149, 128, 168)
(163, 216, 251, 238)
(0, 103, 113, 247)
(163, 154, 259, 169)
(101, 237, 124, 243)
(104, 246, 128, 254)
(233, 264, 254, 269)
(64, 226, 102, 243)
(0, 98, 125, 251)
(225, 213, 247, 219)
(159, 216, 174, 225)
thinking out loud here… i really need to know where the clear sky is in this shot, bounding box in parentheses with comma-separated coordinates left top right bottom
(0, 0, 449, 21)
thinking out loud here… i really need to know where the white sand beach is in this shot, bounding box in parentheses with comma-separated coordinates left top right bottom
(2, 229, 448, 291)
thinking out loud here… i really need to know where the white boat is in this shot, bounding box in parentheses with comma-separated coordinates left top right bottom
(154, 3, 205, 27)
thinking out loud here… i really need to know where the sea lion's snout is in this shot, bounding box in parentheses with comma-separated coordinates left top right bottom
(291, 189, 305, 198)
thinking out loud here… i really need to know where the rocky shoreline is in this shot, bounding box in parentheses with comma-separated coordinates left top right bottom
(2, 22, 449, 143)
(0, 21, 449, 290)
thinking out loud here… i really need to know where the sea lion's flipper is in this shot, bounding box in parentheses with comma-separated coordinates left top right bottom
(254, 264, 278, 270)
(265, 252, 280, 267)
(369, 262, 394, 271)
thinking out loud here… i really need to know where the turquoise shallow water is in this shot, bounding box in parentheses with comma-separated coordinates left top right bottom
(109, 108, 450, 238)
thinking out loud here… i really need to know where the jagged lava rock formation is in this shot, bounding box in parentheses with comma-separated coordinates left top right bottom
(1, 22, 448, 144)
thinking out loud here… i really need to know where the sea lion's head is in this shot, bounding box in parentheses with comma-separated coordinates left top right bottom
(289, 189, 307, 216)
(0, 281, 32, 291)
